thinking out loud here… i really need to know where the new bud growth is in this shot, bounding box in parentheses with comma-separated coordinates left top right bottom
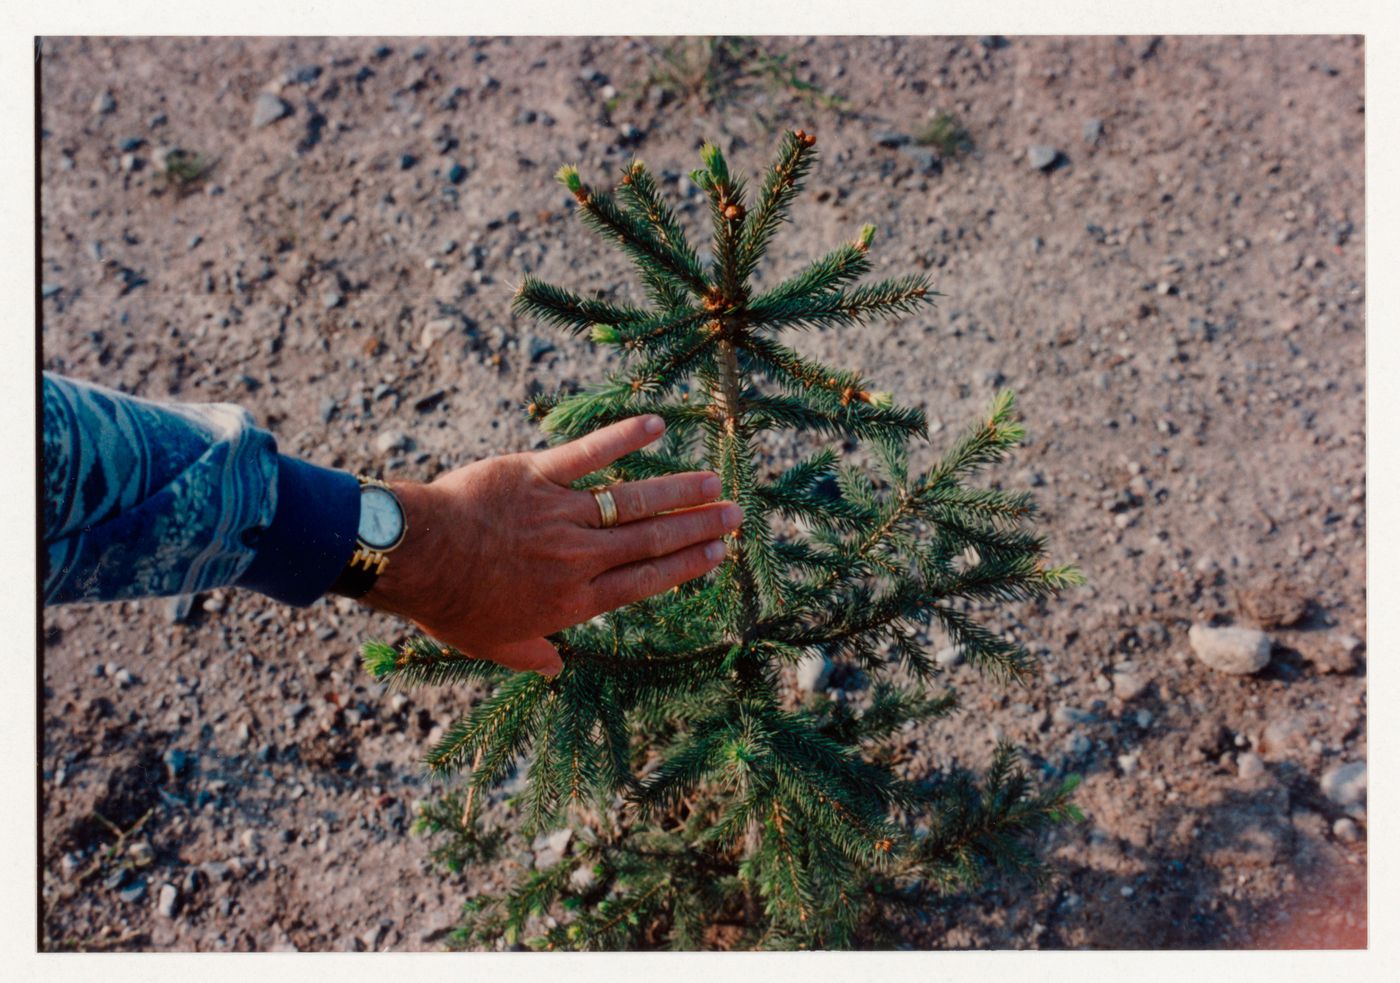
(589, 324, 621, 344)
(856, 224, 877, 251)
(555, 164, 583, 194)
(862, 391, 894, 409)
(699, 142, 729, 184)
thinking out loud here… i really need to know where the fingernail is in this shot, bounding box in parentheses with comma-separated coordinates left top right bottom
(705, 541, 726, 562)
(701, 475, 722, 497)
(643, 415, 665, 434)
(723, 504, 743, 529)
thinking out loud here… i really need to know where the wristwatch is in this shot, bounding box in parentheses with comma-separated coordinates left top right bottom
(329, 476, 407, 598)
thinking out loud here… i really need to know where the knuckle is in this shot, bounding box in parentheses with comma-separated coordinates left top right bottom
(643, 522, 670, 557)
(632, 562, 661, 595)
(628, 483, 651, 519)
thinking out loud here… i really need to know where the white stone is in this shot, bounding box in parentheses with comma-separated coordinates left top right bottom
(569, 864, 597, 892)
(1188, 623, 1272, 674)
(1332, 817, 1359, 843)
(375, 430, 409, 454)
(532, 827, 574, 868)
(158, 882, 179, 918)
(1236, 752, 1266, 781)
(795, 652, 832, 693)
(1320, 761, 1366, 807)
(251, 92, 291, 128)
(934, 645, 964, 668)
(1113, 665, 1149, 700)
(419, 317, 456, 351)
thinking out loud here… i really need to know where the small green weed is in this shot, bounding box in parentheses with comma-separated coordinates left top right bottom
(608, 36, 847, 128)
(915, 112, 973, 158)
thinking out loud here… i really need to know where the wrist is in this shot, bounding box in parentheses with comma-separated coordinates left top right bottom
(360, 479, 437, 616)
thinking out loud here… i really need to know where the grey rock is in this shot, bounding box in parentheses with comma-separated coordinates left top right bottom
(200, 860, 232, 883)
(319, 397, 339, 424)
(528, 336, 556, 363)
(1236, 752, 1266, 781)
(1189, 624, 1272, 674)
(1332, 817, 1360, 843)
(532, 827, 574, 868)
(1052, 705, 1096, 727)
(873, 130, 911, 147)
(1064, 731, 1092, 757)
(92, 91, 116, 115)
(285, 701, 310, 721)
(287, 64, 322, 85)
(413, 389, 448, 413)
(420, 317, 456, 350)
(1083, 118, 1104, 145)
(41, 283, 62, 299)
(375, 430, 411, 455)
(795, 652, 832, 693)
(118, 877, 147, 903)
(439, 239, 458, 255)
(372, 382, 397, 402)
(1028, 145, 1061, 171)
(114, 668, 137, 687)
(1112, 663, 1149, 701)
(1320, 761, 1366, 807)
(934, 645, 964, 668)
(447, 162, 467, 185)
(569, 864, 598, 892)
(322, 291, 343, 310)
(158, 882, 180, 918)
(898, 145, 941, 175)
(251, 92, 292, 129)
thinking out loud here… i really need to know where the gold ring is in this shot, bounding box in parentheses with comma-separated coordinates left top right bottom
(591, 487, 619, 528)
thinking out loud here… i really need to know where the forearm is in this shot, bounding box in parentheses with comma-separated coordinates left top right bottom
(42, 372, 358, 607)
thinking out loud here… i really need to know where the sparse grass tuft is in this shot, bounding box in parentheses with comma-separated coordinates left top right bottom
(607, 36, 847, 128)
(915, 112, 973, 158)
(157, 147, 216, 194)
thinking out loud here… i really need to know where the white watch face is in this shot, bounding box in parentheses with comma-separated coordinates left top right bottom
(359, 485, 405, 550)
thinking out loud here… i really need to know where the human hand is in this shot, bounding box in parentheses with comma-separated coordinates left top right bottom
(361, 415, 740, 676)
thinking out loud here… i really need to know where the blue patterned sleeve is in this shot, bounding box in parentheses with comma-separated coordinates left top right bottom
(42, 372, 360, 607)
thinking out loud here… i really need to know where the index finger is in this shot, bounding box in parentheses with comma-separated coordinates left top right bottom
(534, 415, 665, 485)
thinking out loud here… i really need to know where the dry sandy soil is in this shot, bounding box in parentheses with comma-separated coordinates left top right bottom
(38, 35, 1365, 950)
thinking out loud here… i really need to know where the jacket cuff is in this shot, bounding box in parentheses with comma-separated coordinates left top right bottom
(235, 455, 360, 607)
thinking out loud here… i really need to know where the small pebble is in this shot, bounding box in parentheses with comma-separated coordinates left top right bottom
(251, 92, 292, 129)
(1028, 145, 1060, 171)
(1320, 761, 1366, 807)
(158, 882, 180, 918)
(795, 652, 832, 693)
(1188, 624, 1272, 675)
(1236, 752, 1266, 781)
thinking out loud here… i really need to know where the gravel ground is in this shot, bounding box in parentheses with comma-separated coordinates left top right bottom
(38, 35, 1365, 950)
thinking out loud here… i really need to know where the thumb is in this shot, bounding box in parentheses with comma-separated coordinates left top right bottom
(475, 637, 563, 677)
